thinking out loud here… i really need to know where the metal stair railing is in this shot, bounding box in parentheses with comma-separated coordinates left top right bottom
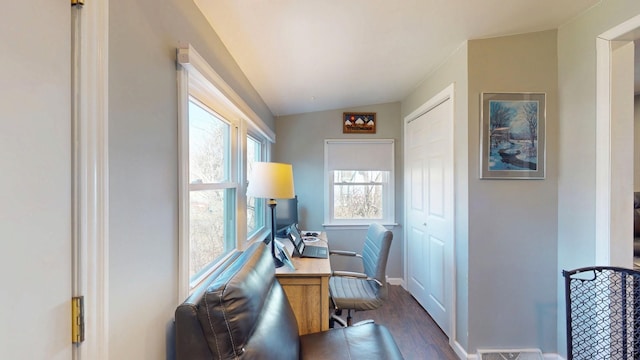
(563, 266, 640, 360)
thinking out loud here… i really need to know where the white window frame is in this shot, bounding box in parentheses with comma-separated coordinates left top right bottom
(177, 45, 274, 301)
(246, 133, 268, 238)
(323, 139, 396, 228)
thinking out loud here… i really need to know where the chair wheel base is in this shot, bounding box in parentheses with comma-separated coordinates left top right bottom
(353, 319, 375, 326)
(330, 313, 347, 328)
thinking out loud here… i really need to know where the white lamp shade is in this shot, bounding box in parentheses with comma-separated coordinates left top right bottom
(247, 162, 295, 199)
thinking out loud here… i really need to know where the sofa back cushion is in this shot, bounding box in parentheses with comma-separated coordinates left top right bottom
(197, 242, 300, 359)
(175, 252, 242, 359)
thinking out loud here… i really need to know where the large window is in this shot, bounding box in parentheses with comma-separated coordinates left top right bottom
(324, 139, 395, 226)
(177, 45, 275, 299)
(187, 98, 236, 279)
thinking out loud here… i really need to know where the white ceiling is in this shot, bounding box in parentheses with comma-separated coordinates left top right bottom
(195, 0, 602, 116)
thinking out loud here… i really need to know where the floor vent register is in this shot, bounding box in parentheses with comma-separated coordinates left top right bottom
(477, 349, 543, 360)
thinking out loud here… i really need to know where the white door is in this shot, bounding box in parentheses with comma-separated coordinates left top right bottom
(405, 90, 454, 337)
(0, 2, 73, 359)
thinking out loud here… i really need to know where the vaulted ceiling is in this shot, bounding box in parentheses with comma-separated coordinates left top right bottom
(195, 1, 602, 116)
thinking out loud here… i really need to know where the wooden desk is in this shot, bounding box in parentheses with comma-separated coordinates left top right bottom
(275, 233, 331, 335)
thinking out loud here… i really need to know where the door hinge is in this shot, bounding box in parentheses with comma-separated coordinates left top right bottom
(71, 0, 85, 7)
(72, 296, 85, 344)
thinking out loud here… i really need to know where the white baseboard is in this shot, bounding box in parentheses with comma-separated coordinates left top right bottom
(386, 277, 404, 286)
(451, 340, 468, 359)
(460, 351, 563, 360)
(543, 354, 564, 360)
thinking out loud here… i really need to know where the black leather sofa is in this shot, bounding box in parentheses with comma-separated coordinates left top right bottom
(175, 241, 404, 360)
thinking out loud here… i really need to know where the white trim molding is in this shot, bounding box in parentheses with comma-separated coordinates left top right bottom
(72, 1, 109, 359)
(177, 44, 275, 143)
(595, 15, 639, 268)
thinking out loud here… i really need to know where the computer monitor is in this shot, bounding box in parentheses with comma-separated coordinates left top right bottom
(275, 196, 298, 237)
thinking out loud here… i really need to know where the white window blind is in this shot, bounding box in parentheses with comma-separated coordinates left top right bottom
(325, 139, 394, 171)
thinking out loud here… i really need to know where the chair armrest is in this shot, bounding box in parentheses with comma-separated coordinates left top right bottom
(333, 270, 367, 278)
(329, 250, 361, 258)
(332, 271, 383, 287)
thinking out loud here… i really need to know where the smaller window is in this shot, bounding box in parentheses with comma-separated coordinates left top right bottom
(333, 170, 389, 220)
(324, 139, 395, 225)
(246, 135, 266, 237)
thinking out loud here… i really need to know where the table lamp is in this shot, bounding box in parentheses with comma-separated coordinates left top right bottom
(246, 162, 295, 267)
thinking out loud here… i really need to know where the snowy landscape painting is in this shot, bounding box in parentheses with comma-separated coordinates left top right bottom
(480, 93, 546, 179)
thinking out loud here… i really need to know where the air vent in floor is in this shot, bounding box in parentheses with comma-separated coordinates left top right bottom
(477, 349, 543, 360)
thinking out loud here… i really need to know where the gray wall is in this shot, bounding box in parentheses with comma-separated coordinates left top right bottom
(272, 102, 404, 279)
(467, 30, 559, 353)
(108, 0, 273, 358)
(557, 1, 640, 357)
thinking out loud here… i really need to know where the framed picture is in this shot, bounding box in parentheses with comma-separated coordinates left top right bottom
(343, 112, 376, 134)
(480, 92, 546, 179)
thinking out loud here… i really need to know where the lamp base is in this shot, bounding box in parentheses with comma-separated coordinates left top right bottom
(267, 199, 285, 268)
(272, 255, 284, 268)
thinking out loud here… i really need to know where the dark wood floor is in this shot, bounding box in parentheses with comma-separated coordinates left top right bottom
(341, 285, 459, 360)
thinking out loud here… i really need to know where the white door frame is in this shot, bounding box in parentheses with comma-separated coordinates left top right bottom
(595, 15, 639, 267)
(72, 1, 109, 359)
(403, 83, 456, 345)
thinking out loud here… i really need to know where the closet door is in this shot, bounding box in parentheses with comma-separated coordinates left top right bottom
(405, 92, 453, 337)
(0, 2, 73, 359)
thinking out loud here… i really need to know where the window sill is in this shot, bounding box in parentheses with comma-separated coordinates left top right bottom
(246, 228, 270, 247)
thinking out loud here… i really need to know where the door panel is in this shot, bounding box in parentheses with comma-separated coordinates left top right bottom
(428, 234, 445, 309)
(408, 225, 427, 292)
(407, 122, 428, 298)
(429, 156, 445, 217)
(406, 95, 453, 337)
(0, 2, 72, 359)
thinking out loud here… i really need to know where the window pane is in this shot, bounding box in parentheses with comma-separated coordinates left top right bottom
(189, 188, 236, 278)
(189, 100, 230, 184)
(246, 136, 264, 235)
(333, 184, 383, 219)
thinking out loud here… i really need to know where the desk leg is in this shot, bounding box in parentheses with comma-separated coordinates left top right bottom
(320, 276, 329, 331)
(277, 276, 329, 335)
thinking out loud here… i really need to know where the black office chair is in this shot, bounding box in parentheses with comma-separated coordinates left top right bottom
(329, 223, 393, 327)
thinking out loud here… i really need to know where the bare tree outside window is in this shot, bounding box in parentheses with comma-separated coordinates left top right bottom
(188, 100, 231, 278)
(333, 170, 385, 220)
